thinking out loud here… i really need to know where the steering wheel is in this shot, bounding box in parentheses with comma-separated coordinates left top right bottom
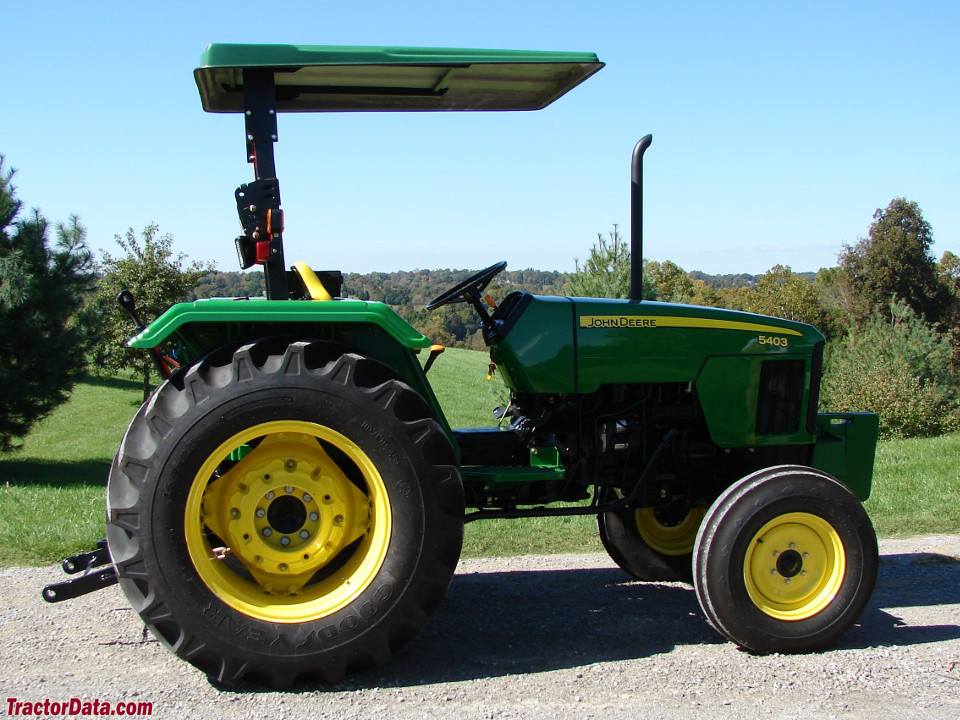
(426, 261, 507, 311)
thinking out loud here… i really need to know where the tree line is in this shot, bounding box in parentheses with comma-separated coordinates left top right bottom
(2, 148, 956, 449)
(569, 205, 960, 440)
(191, 266, 568, 351)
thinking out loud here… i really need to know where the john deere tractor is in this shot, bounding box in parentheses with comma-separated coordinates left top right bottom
(44, 44, 880, 688)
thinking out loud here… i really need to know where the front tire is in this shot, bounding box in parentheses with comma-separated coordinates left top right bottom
(106, 340, 463, 687)
(693, 465, 877, 653)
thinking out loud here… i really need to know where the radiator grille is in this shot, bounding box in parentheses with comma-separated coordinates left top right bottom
(756, 359, 805, 435)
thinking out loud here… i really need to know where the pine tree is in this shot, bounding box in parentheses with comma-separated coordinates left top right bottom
(570, 225, 652, 299)
(0, 156, 99, 452)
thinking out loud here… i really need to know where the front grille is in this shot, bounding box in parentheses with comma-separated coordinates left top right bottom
(756, 359, 805, 435)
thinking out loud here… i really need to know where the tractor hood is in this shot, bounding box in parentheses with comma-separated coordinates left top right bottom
(490, 293, 826, 447)
(490, 293, 824, 395)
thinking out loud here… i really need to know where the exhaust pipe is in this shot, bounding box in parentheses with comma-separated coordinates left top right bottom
(630, 134, 653, 301)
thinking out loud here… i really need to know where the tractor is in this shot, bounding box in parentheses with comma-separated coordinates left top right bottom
(44, 44, 880, 688)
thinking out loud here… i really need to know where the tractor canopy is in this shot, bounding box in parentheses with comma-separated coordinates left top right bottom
(195, 44, 604, 113)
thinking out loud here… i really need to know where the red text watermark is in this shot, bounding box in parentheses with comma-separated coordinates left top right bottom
(6, 698, 152, 716)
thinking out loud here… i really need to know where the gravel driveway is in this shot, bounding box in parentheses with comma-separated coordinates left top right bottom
(2, 535, 959, 720)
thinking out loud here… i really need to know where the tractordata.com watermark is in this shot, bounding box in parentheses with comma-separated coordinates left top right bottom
(6, 698, 153, 716)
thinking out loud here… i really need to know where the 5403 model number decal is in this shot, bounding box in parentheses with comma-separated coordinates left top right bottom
(758, 334, 790, 347)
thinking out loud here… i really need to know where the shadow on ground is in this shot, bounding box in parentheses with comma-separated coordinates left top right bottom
(839, 550, 960, 650)
(0, 458, 110, 487)
(82, 374, 142, 392)
(227, 548, 960, 692)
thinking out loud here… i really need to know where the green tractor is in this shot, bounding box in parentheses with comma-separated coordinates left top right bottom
(44, 44, 880, 688)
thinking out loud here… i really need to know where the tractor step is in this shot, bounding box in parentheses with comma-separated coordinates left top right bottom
(42, 540, 119, 603)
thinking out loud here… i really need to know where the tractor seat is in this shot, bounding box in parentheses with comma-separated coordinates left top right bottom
(292, 262, 335, 301)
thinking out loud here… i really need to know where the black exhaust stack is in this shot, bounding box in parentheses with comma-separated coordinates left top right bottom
(630, 134, 653, 301)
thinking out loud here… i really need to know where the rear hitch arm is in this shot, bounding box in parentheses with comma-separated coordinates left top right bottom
(42, 539, 119, 603)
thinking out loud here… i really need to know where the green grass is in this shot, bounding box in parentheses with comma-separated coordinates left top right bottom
(422, 347, 509, 429)
(1, 350, 959, 567)
(0, 375, 142, 566)
(865, 433, 960, 537)
(427, 349, 604, 556)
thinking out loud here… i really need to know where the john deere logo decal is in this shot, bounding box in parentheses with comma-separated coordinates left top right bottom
(579, 316, 657, 328)
(578, 315, 802, 336)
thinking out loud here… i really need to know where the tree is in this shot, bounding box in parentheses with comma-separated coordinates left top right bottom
(688, 278, 721, 307)
(820, 297, 960, 439)
(743, 264, 827, 329)
(570, 225, 653, 299)
(838, 198, 954, 327)
(94, 223, 213, 400)
(0, 156, 98, 452)
(939, 251, 960, 297)
(645, 259, 694, 303)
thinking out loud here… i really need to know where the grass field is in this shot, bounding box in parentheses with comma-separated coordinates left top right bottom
(1, 348, 958, 567)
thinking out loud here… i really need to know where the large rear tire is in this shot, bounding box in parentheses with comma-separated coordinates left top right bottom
(106, 340, 463, 687)
(693, 465, 877, 653)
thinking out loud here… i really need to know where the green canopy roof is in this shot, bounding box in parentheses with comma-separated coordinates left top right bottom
(195, 44, 604, 113)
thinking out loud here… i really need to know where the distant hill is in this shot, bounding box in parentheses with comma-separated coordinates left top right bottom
(190, 268, 570, 349)
(191, 267, 800, 300)
(688, 271, 758, 289)
(190, 267, 569, 302)
(188, 265, 816, 349)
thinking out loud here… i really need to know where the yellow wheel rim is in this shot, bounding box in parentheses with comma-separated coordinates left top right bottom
(635, 506, 706, 556)
(184, 421, 391, 624)
(744, 512, 845, 621)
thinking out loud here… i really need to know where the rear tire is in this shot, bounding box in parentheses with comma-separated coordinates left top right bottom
(693, 465, 877, 653)
(106, 340, 463, 687)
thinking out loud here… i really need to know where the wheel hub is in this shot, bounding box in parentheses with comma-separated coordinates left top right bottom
(775, 548, 804, 578)
(185, 422, 391, 620)
(744, 512, 846, 621)
(635, 505, 706, 556)
(266, 493, 308, 535)
(202, 435, 371, 585)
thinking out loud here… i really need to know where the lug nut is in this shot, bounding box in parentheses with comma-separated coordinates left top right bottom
(299, 530, 309, 539)
(262, 527, 272, 537)
(308, 512, 319, 522)
(229, 507, 240, 518)
(280, 536, 290, 546)
(265, 490, 275, 500)
(285, 460, 297, 472)
(334, 515, 344, 525)
(284, 486, 294, 494)
(256, 508, 265, 518)
(302, 493, 312, 503)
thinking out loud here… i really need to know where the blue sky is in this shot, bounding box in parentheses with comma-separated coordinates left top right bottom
(3, 1, 957, 277)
